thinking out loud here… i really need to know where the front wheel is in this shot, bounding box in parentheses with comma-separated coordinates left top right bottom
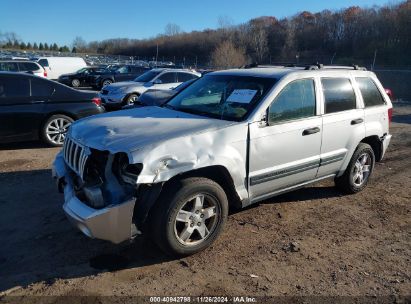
(125, 93, 139, 106)
(101, 79, 112, 88)
(150, 177, 228, 256)
(335, 143, 375, 194)
(41, 114, 73, 146)
(71, 78, 80, 87)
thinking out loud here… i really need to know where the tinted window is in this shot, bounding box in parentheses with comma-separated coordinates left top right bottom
(356, 77, 385, 107)
(134, 70, 162, 82)
(322, 78, 356, 114)
(116, 66, 130, 74)
(158, 72, 176, 83)
(0, 62, 19, 72)
(18, 62, 40, 71)
(269, 79, 316, 124)
(177, 72, 198, 82)
(31, 78, 54, 97)
(38, 59, 49, 67)
(0, 76, 30, 98)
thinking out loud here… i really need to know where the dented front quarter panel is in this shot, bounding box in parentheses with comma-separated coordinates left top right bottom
(132, 122, 249, 201)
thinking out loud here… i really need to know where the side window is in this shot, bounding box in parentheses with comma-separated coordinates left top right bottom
(158, 72, 176, 84)
(0, 76, 30, 99)
(18, 62, 40, 71)
(38, 59, 49, 67)
(116, 66, 129, 74)
(268, 79, 316, 124)
(31, 78, 54, 97)
(356, 77, 385, 107)
(177, 73, 198, 82)
(321, 78, 356, 114)
(0, 62, 18, 72)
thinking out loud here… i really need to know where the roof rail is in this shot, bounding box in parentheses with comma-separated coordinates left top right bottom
(239, 62, 367, 71)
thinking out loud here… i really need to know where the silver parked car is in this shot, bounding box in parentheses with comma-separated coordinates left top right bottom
(53, 65, 392, 256)
(99, 68, 200, 109)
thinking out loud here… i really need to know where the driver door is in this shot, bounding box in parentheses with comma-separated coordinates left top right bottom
(249, 78, 322, 202)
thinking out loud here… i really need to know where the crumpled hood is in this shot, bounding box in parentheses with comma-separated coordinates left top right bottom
(69, 106, 234, 153)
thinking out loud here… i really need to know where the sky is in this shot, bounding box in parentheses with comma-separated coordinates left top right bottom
(0, 0, 398, 46)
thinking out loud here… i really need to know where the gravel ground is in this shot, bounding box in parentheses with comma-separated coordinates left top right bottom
(0, 104, 410, 303)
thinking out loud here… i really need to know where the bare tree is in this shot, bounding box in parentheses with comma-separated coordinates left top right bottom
(211, 40, 247, 69)
(164, 23, 182, 36)
(72, 36, 87, 53)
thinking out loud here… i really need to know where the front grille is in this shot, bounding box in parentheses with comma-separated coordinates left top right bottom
(101, 89, 109, 95)
(63, 136, 91, 180)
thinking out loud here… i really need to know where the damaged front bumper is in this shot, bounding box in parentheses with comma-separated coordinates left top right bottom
(52, 152, 137, 244)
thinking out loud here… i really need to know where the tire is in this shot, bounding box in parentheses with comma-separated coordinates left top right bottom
(124, 93, 139, 106)
(149, 177, 228, 256)
(101, 79, 112, 88)
(41, 114, 74, 147)
(335, 143, 375, 194)
(71, 78, 80, 87)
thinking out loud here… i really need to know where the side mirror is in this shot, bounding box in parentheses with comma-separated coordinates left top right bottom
(144, 82, 154, 87)
(258, 109, 269, 128)
(153, 79, 162, 84)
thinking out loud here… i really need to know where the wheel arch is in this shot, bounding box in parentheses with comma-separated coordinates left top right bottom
(134, 165, 243, 231)
(361, 135, 382, 162)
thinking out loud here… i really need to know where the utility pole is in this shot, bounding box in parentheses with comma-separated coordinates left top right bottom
(155, 43, 159, 67)
(372, 49, 378, 70)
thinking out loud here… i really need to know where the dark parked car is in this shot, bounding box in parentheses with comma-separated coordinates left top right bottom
(122, 79, 197, 110)
(0, 60, 47, 78)
(58, 66, 108, 88)
(0, 72, 104, 146)
(90, 65, 150, 89)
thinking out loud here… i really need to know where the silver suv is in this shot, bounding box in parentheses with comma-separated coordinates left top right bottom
(52, 65, 392, 256)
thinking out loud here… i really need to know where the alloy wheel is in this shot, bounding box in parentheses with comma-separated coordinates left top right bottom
(45, 117, 71, 145)
(174, 193, 219, 246)
(352, 153, 371, 187)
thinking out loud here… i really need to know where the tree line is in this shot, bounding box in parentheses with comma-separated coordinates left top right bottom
(1, 1, 410, 67)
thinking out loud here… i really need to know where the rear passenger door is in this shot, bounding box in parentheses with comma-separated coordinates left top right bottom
(317, 77, 365, 178)
(249, 78, 322, 201)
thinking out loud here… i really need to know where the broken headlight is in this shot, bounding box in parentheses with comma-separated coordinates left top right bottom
(113, 153, 143, 185)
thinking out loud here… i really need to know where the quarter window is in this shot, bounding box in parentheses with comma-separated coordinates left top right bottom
(356, 77, 385, 107)
(31, 78, 54, 97)
(268, 79, 316, 124)
(321, 78, 356, 114)
(38, 59, 49, 67)
(177, 72, 198, 82)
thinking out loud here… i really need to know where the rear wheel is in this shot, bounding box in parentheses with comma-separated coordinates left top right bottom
(149, 177, 228, 256)
(125, 93, 139, 106)
(41, 114, 73, 146)
(71, 78, 80, 87)
(335, 143, 375, 194)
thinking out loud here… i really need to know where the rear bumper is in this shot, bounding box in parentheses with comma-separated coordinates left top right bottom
(52, 153, 136, 244)
(99, 92, 126, 109)
(380, 133, 392, 160)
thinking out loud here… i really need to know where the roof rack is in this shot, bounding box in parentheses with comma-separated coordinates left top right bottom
(240, 62, 367, 71)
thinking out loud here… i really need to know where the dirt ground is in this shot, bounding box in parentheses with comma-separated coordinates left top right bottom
(0, 104, 410, 303)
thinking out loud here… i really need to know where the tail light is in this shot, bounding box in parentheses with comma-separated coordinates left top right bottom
(92, 97, 102, 106)
(43, 69, 47, 77)
(388, 108, 393, 125)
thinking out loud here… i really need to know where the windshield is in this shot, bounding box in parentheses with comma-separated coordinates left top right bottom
(134, 70, 162, 82)
(165, 75, 277, 121)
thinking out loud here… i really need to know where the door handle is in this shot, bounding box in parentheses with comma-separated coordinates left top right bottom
(351, 118, 363, 125)
(302, 127, 320, 136)
(31, 100, 45, 104)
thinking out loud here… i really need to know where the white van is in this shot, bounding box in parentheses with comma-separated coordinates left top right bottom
(37, 57, 87, 80)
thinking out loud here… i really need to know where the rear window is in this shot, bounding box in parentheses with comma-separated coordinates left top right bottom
(38, 59, 49, 67)
(321, 78, 356, 114)
(356, 77, 385, 107)
(0, 62, 18, 72)
(177, 72, 198, 82)
(0, 76, 30, 98)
